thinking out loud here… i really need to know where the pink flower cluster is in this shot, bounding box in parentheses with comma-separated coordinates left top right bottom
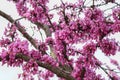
(0, 38, 11, 47)
(22, 59, 38, 77)
(72, 57, 103, 80)
(2, 0, 120, 80)
(99, 39, 117, 56)
(38, 70, 54, 80)
(82, 42, 97, 55)
(0, 39, 29, 66)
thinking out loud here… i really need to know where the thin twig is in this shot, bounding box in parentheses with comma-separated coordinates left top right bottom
(48, 6, 61, 12)
(103, 5, 117, 12)
(83, 0, 87, 6)
(85, 0, 92, 6)
(96, 63, 114, 80)
(30, 25, 35, 37)
(114, 2, 120, 6)
(15, 17, 25, 22)
(38, 30, 44, 41)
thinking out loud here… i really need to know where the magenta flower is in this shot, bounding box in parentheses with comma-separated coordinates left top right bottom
(99, 39, 117, 56)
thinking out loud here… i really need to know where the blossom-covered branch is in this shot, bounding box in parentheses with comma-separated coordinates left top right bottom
(0, 0, 120, 80)
(0, 10, 38, 49)
(0, 53, 75, 80)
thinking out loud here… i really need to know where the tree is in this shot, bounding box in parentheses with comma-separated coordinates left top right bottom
(0, 0, 120, 80)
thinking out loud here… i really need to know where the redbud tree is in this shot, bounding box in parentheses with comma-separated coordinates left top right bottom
(0, 0, 120, 80)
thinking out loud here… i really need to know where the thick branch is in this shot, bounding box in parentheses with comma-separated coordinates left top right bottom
(0, 10, 37, 48)
(0, 54, 75, 80)
(0, 10, 74, 80)
(80, 67, 86, 80)
(34, 22, 52, 37)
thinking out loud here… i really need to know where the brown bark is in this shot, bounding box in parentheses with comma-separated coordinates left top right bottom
(0, 10, 75, 80)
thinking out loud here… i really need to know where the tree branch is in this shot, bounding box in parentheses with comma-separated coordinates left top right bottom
(96, 63, 114, 80)
(0, 10, 38, 48)
(0, 53, 75, 80)
(80, 67, 86, 80)
(0, 10, 75, 80)
(34, 22, 52, 37)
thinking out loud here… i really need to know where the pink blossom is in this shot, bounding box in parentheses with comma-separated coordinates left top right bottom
(23, 11, 31, 18)
(110, 59, 119, 66)
(1, 0, 120, 80)
(99, 39, 117, 56)
(82, 42, 97, 54)
(112, 7, 120, 22)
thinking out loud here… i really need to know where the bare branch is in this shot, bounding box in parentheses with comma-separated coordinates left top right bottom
(114, 2, 120, 6)
(33, 22, 52, 37)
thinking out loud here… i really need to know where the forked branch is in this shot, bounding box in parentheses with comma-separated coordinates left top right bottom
(0, 10, 38, 49)
(0, 10, 75, 80)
